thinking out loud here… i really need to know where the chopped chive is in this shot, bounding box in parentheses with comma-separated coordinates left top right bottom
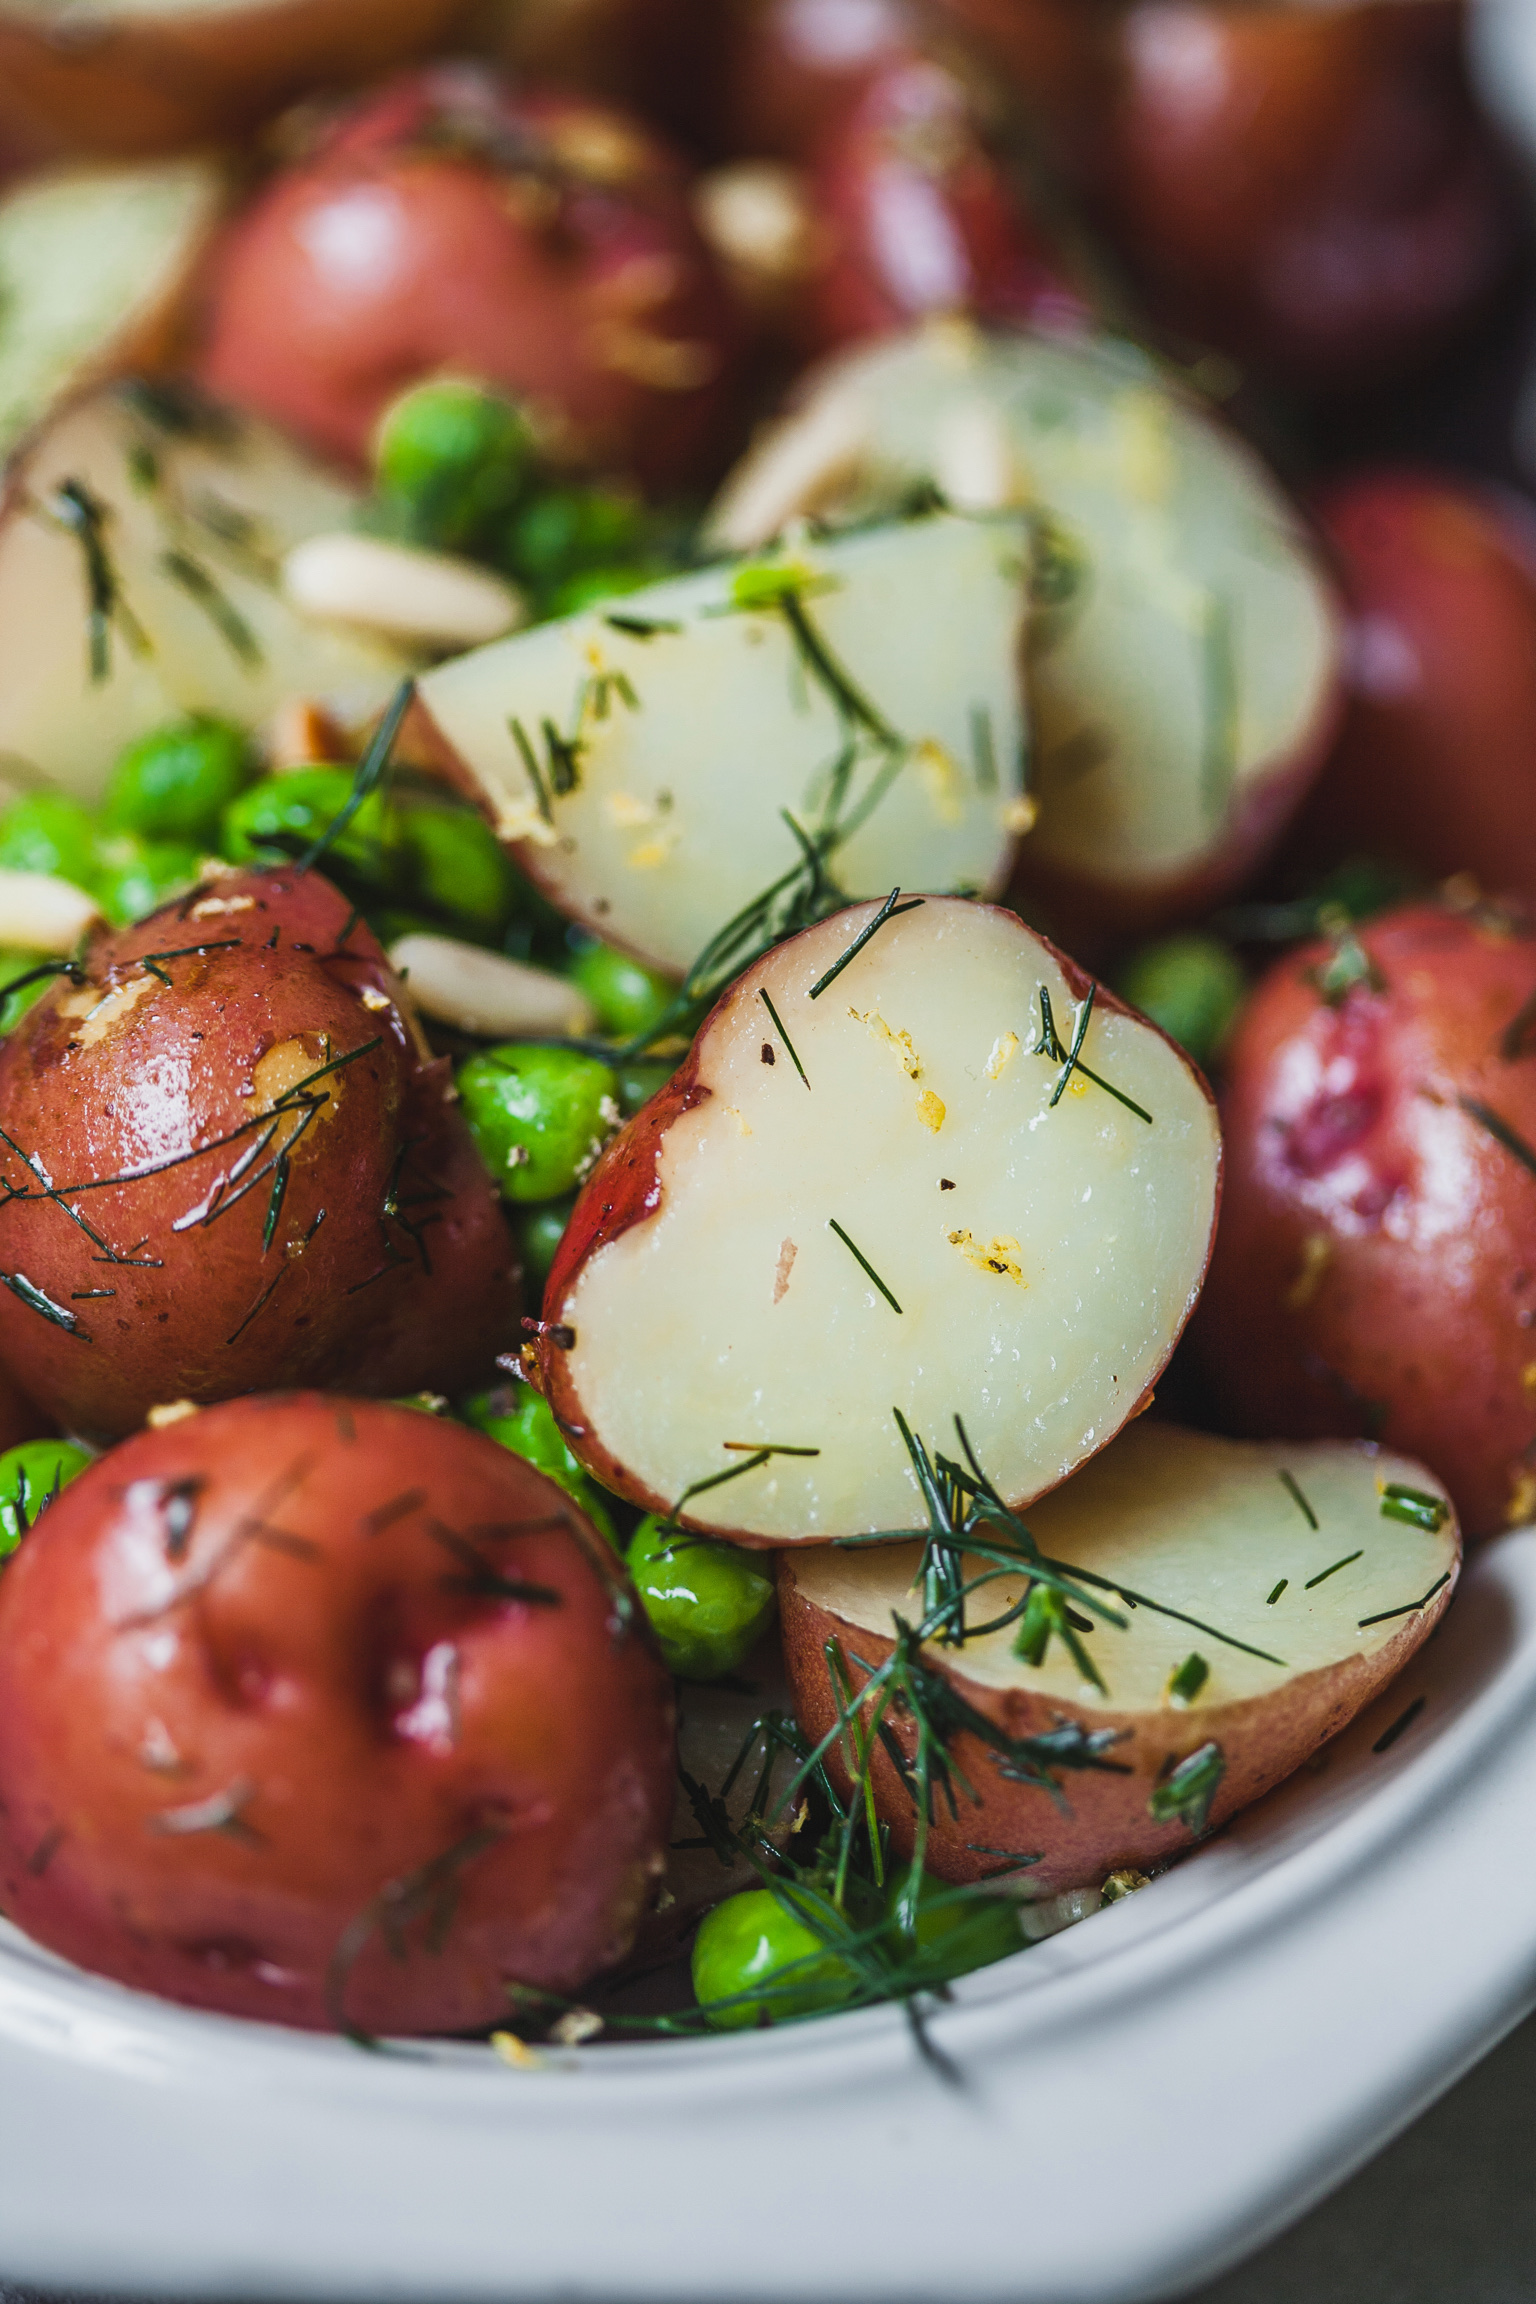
(828, 1219, 902, 1314)
(759, 987, 810, 1088)
(722, 1440, 820, 1456)
(1034, 982, 1154, 1125)
(509, 717, 554, 823)
(1379, 1484, 1450, 1533)
(1266, 1578, 1288, 1606)
(297, 681, 412, 873)
(663, 1442, 820, 1532)
(1278, 1468, 1318, 1529)
(603, 612, 682, 639)
(1304, 1550, 1362, 1590)
(1372, 1696, 1426, 1755)
(1358, 1572, 1451, 1630)
(1457, 1096, 1536, 1186)
(1148, 1742, 1225, 1833)
(159, 546, 263, 667)
(806, 889, 925, 1001)
(1049, 982, 1096, 1108)
(1500, 986, 1536, 1062)
(0, 1271, 88, 1337)
(1166, 1653, 1209, 1707)
(969, 704, 998, 791)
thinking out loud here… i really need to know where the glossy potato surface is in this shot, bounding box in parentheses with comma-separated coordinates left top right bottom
(1288, 471, 1536, 901)
(541, 898, 1220, 1542)
(0, 868, 518, 1438)
(782, 1422, 1459, 1893)
(197, 67, 744, 490)
(1197, 901, 1536, 1536)
(0, 1395, 674, 2033)
(1093, 1, 1513, 388)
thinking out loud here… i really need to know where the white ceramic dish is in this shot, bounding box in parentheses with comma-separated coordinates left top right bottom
(1, 1526, 1534, 2304)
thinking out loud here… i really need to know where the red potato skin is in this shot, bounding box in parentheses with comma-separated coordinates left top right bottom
(195, 66, 747, 492)
(1195, 902, 1536, 1537)
(716, 0, 915, 163)
(1286, 472, 1536, 902)
(0, 867, 518, 1441)
(0, 1395, 674, 2034)
(535, 902, 1220, 1541)
(1086, 1, 1515, 391)
(778, 1549, 1457, 1895)
(803, 55, 1087, 354)
(0, 0, 468, 163)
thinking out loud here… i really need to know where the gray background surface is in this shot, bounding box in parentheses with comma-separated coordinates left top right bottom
(2, 2007, 1533, 2304)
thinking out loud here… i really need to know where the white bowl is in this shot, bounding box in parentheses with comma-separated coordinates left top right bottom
(1, 1529, 1534, 2303)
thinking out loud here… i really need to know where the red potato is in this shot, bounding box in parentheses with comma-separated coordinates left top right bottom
(195, 65, 747, 492)
(0, 1394, 674, 2034)
(802, 54, 1086, 353)
(1285, 470, 1536, 901)
(1196, 900, 1536, 1537)
(538, 896, 1222, 1545)
(1088, 0, 1515, 391)
(0, 0, 467, 163)
(717, 0, 915, 163)
(0, 867, 518, 1441)
(780, 1421, 1459, 1894)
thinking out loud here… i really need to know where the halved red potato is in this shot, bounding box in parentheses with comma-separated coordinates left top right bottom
(0, 1394, 674, 2034)
(781, 1420, 1460, 1895)
(0, 381, 416, 803)
(0, 0, 465, 162)
(0, 159, 225, 466)
(415, 512, 1032, 977)
(537, 896, 1221, 1543)
(707, 325, 1343, 936)
(195, 67, 746, 492)
(1195, 898, 1536, 1539)
(0, 867, 518, 1440)
(1283, 470, 1536, 902)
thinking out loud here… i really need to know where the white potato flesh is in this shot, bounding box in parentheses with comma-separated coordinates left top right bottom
(0, 385, 418, 800)
(789, 1422, 1460, 1714)
(415, 513, 1030, 977)
(0, 162, 224, 464)
(554, 897, 1219, 1541)
(708, 326, 1340, 899)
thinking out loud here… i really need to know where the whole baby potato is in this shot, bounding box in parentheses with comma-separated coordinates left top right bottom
(196, 65, 745, 491)
(0, 866, 517, 1439)
(0, 1395, 675, 2034)
(1196, 900, 1536, 1536)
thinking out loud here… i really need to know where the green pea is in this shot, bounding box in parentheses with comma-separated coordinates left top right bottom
(1116, 934, 1246, 1070)
(104, 717, 249, 847)
(0, 1438, 92, 1559)
(374, 381, 533, 553)
(567, 940, 677, 1041)
(519, 1196, 574, 1285)
(461, 1383, 618, 1548)
(543, 564, 667, 620)
(220, 768, 401, 892)
(505, 486, 647, 593)
(0, 791, 98, 886)
(0, 950, 53, 1032)
(614, 1058, 676, 1118)
(692, 1886, 862, 2030)
(885, 1871, 1023, 1987)
(399, 799, 516, 942)
(456, 1044, 620, 1203)
(626, 1513, 776, 1680)
(92, 833, 203, 928)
